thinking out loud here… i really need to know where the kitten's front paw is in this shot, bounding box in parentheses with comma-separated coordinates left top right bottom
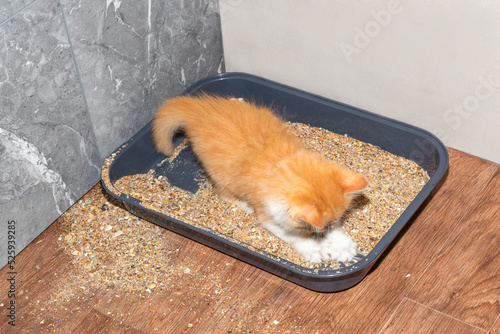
(291, 230, 357, 263)
(265, 223, 357, 264)
(321, 229, 358, 262)
(292, 238, 325, 263)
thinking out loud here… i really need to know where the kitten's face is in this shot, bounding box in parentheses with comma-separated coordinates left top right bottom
(264, 194, 351, 235)
(274, 159, 367, 233)
(286, 189, 352, 234)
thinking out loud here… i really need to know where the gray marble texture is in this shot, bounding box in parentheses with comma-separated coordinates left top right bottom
(0, 0, 35, 24)
(0, 0, 102, 267)
(61, 0, 224, 159)
(0, 0, 223, 268)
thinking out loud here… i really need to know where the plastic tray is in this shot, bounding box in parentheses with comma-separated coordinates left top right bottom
(102, 72, 448, 292)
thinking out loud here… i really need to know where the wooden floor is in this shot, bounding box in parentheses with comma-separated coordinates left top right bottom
(1, 147, 499, 333)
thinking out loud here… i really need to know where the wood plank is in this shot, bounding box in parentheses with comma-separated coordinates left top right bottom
(90, 230, 223, 333)
(0, 217, 102, 333)
(489, 317, 500, 334)
(90, 230, 302, 334)
(380, 298, 486, 334)
(71, 308, 145, 334)
(407, 168, 500, 330)
(179, 265, 303, 334)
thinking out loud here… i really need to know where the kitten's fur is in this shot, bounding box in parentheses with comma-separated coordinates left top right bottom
(153, 94, 367, 263)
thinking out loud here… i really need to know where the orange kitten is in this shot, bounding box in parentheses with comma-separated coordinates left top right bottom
(153, 94, 367, 263)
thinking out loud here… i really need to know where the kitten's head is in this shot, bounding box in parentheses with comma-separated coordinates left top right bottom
(275, 152, 367, 233)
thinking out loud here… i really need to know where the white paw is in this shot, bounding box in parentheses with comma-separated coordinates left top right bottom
(320, 229, 358, 262)
(292, 238, 325, 263)
(262, 220, 358, 264)
(292, 229, 358, 263)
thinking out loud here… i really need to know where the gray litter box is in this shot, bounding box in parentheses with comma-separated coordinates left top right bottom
(101, 72, 448, 292)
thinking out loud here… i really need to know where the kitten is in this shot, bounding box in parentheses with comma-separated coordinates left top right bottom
(152, 94, 367, 263)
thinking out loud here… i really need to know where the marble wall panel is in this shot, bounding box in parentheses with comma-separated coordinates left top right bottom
(61, 0, 224, 159)
(0, 0, 223, 268)
(0, 0, 35, 24)
(0, 0, 101, 268)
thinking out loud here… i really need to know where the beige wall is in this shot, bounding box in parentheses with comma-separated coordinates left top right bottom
(220, 0, 500, 163)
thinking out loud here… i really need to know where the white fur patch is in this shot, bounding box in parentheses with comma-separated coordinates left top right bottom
(234, 200, 254, 214)
(263, 218, 358, 263)
(292, 237, 325, 263)
(264, 200, 289, 226)
(294, 228, 357, 263)
(220, 196, 254, 214)
(319, 228, 358, 262)
(260, 199, 357, 263)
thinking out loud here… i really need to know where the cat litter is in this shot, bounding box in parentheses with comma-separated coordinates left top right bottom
(100, 73, 448, 291)
(111, 122, 429, 271)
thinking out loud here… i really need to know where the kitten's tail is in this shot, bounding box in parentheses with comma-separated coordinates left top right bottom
(152, 97, 190, 156)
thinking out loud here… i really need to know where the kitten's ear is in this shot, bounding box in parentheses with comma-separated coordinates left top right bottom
(339, 170, 367, 194)
(300, 204, 324, 229)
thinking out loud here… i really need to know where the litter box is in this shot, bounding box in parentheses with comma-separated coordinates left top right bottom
(101, 72, 448, 292)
